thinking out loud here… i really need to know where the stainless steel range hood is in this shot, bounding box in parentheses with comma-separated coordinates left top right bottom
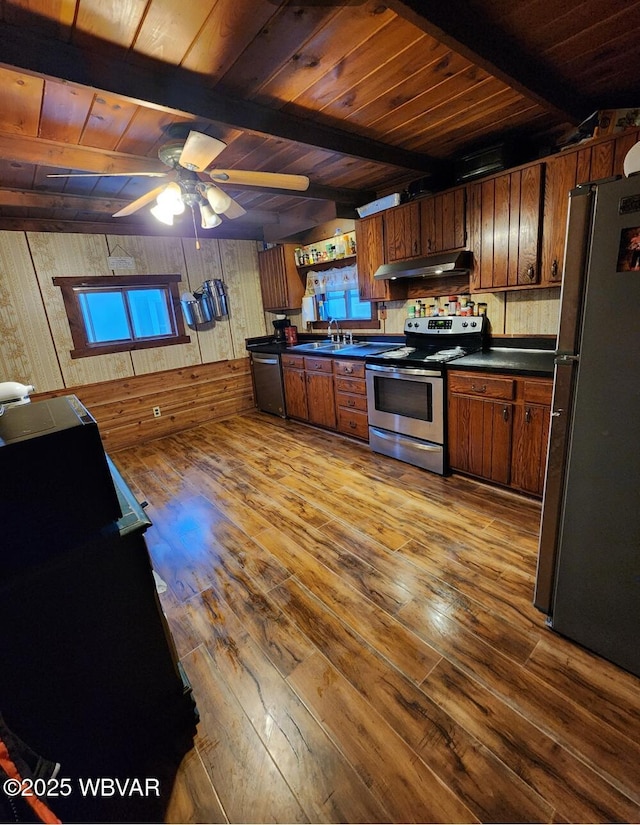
(374, 250, 471, 280)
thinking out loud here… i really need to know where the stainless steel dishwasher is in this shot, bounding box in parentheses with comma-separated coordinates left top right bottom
(249, 352, 286, 417)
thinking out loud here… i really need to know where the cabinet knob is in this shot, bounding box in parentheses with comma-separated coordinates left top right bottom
(349, 421, 357, 429)
(527, 264, 535, 279)
(471, 383, 487, 393)
(344, 366, 353, 374)
(347, 400, 356, 407)
(503, 406, 509, 422)
(525, 407, 532, 424)
(551, 259, 558, 279)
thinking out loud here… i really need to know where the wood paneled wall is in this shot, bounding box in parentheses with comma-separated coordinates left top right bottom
(34, 358, 254, 452)
(1, 230, 266, 445)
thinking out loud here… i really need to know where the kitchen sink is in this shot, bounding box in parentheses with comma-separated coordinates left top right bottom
(288, 340, 402, 357)
(288, 341, 343, 352)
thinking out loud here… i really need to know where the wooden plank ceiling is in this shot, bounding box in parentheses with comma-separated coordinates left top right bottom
(0, 0, 637, 242)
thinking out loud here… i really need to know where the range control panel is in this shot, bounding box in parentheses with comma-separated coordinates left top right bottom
(404, 316, 485, 335)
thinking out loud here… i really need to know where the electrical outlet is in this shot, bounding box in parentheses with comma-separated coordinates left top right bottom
(152, 406, 161, 418)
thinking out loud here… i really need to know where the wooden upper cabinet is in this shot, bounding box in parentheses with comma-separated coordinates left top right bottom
(384, 201, 421, 262)
(257, 244, 304, 311)
(470, 163, 543, 291)
(355, 213, 387, 301)
(420, 187, 467, 254)
(541, 152, 578, 285)
(540, 129, 640, 287)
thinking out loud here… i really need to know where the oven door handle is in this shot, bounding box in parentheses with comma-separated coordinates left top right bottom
(366, 363, 442, 378)
(369, 427, 442, 451)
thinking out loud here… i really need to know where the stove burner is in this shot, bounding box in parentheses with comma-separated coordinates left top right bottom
(425, 346, 467, 362)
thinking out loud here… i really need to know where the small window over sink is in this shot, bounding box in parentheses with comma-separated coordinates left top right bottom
(307, 264, 377, 327)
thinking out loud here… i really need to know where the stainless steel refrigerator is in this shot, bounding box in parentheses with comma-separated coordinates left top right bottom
(534, 173, 640, 678)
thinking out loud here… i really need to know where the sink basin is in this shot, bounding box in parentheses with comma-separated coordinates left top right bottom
(289, 341, 342, 352)
(288, 340, 403, 356)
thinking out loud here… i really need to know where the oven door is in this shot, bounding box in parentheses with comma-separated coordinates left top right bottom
(366, 363, 444, 443)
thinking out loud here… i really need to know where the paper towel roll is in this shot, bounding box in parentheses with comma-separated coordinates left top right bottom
(301, 295, 317, 325)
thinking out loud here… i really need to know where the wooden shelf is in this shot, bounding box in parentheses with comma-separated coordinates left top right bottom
(296, 255, 356, 274)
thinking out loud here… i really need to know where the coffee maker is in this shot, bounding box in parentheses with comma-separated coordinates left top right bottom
(272, 316, 290, 342)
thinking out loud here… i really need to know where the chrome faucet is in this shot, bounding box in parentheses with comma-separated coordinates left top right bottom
(327, 318, 340, 342)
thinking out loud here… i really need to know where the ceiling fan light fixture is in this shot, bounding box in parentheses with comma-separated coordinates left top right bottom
(205, 185, 232, 215)
(200, 202, 222, 229)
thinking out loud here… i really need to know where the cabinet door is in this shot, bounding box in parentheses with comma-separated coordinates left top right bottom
(421, 188, 466, 254)
(384, 201, 421, 261)
(511, 403, 551, 495)
(306, 372, 336, 430)
(283, 368, 308, 420)
(258, 245, 303, 311)
(355, 214, 387, 301)
(541, 152, 578, 285)
(470, 164, 542, 290)
(449, 394, 512, 484)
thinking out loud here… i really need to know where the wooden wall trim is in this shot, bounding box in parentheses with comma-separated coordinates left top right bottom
(33, 358, 255, 452)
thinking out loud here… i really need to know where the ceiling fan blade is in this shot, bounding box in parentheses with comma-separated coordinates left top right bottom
(179, 131, 227, 172)
(47, 172, 167, 178)
(209, 170, 310, 191)
(112, 184, 168, 217)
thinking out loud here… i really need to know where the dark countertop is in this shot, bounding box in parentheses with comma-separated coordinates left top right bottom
(246, 336, 556, 375)
(246, 335, 404, 360)
(449, 347, 556, 377)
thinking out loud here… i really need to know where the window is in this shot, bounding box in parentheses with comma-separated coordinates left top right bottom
(307, 264, 377, 327)
(318, 288, 372, 322)
(53, 274, 190, 359)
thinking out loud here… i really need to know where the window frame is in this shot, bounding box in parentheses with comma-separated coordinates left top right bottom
(53, 274, 190, 359)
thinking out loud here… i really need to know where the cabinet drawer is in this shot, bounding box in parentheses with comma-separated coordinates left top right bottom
(333, 359, 365, 379)
(522, 380, 552, 405)
(449, 373, 515, 400)
(304, 357, 333, 373)
(335, 376, 366, 395)
(336, 391, 368, 412)
(337, 408, 369, 440)
(282, 354, 305, 369)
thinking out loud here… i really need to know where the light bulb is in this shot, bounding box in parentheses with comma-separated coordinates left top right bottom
(157, 182, 185, 215)
(150, 203, 174, 225)
(206, 185, 232, 214)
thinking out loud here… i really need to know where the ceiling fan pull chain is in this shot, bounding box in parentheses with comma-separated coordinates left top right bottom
(190, 204, 201, 251)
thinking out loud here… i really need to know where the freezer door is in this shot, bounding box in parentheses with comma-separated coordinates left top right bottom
(535, 184, 593, 613)
(547, 175, 640, 677)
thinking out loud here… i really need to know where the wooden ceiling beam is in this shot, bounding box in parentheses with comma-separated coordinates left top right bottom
(0, 216, 265, 241)
(387, 0, 588, 124)
(0, 187, 129, 213)
(0, 18, 442, 176)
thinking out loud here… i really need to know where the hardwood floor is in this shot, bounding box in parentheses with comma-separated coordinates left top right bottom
(112, 411, 640, 824)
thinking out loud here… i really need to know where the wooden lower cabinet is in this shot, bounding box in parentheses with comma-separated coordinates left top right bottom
(282, 354, 308, 420)
(333, 359, 368, 439)
(510, 379, 553, 495)
(306, 367, 336, 429)
(282, 355, 368, 440)
(448, 370, 551, 496)
(448, 391, 513, 485)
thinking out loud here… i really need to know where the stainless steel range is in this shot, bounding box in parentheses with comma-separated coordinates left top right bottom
(366, 316, 486, 474)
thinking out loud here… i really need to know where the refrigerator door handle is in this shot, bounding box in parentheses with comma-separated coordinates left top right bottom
(555, 354, 580, 365)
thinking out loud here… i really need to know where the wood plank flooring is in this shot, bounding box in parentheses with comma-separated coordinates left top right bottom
(112, 411, 640, 824)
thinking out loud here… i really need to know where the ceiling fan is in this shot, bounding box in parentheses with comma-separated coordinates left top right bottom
(48, 129, 310, 230)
